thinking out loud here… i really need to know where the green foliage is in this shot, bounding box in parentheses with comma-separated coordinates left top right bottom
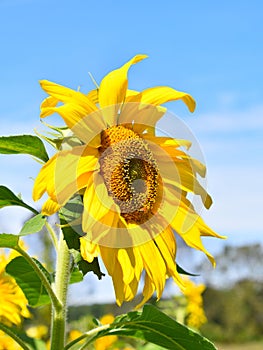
(176, 263, 198, 276)
(137, 344, 167, 350)
(59, 195, 84, 250)
(59, 195, 105, 280)
(0, 134, 49, 162)
(201, 280, 263, 342)
(77, 256, 105, 280)
(69, 267, 83, 284)
(195, 244, 263, 343)
(86, 305, 217, 350)
(6, 256, 51, 308)
(20, 214, 46, 235)
(0, 185, 38, 214)
(0, 233, 19, 248)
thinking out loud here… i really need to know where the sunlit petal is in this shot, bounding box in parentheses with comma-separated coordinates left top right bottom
(99, 54, 147, 125)
(132, 86, 196, 112)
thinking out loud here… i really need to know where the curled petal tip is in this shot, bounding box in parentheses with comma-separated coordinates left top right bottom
(189, 97, 196, 113)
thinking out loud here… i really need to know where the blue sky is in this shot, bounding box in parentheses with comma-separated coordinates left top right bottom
(0, 0, 262, 303)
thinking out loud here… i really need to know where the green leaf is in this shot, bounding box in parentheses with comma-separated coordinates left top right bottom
(0, 135, 49, 162)
(176, 263, 198, 276)
(0, 185, 38, 214)
(0, 233, 19, 248)
(59, 195, 84, 251)
(77, 257, 105, 280)
(6, 256, 51, 307)
(20, 214, 46, 235)
(59, 195, 105, 280)
(69, 267, 83, 284)
(93, 305, 217, 350)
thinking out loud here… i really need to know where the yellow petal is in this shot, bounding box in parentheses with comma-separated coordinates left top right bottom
(154, 228, 184, 289)
(42, 198, 61, 216)
(131, 246, 144, 281)
(86, 89, 99, 104)
(138, 241, 166, 299)
(134, 86, 196, 113)
(166, 151, 207, 178)
(161, 142, 206, 177)
(169, 194, 225, 266)
(109, 259, 125, 306)
(147, 141, 187, 197)
(86, 207, 128, 247)
(155, 227, 176, 260)
(196, 215, 226, 239)
(126, 89, 140, 98)
(143, 134, 192, 150)
(80, 237, 99, 263)
(135, 272, 155, 309)
(120, 102, 166, 134)
(179, 223, 216, 266)
(99, 246, 141, 304)
(175, 162, 212, 209)
(40, 80, 97, 118)
(117, 249, 134, 285)
(33, 153, 58, 201)
(40, 80, 106, 146)
(123, 278, 139, 302)
(149, 141, 212, 208)
(33, 145, 99, 207)
(40, 95, 59, 116)
(100, 246, 125, 306)
(98, 54, 147, 125)
(41, 103, 104, 147)
(54, 146, 99, 205)
(82, 172, 119, 233)
(99, 246, 117, 276)
(117, 252, 140, 302)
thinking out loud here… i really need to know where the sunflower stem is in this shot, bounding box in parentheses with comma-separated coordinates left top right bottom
(45, 219, 59, 251)
(50, 231, 71, 350)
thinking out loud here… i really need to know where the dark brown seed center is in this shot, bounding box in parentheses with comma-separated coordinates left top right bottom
(99, 125, 159, 224)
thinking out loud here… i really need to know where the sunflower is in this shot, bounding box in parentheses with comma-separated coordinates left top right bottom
(0, 250, 30, 327)
(33, 55, 223, 306)
(183, 277, 207, 329)
(0, 330, 23, 350)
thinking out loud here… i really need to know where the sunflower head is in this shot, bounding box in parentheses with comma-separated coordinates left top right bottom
(33, 55, 225, 306)
(184, 277, 207, 329)
(0, 250, 30, 327)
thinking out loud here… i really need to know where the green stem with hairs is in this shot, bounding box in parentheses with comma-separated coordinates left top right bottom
(50, 231, 71, 350)
(45, 220, 59, 251)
